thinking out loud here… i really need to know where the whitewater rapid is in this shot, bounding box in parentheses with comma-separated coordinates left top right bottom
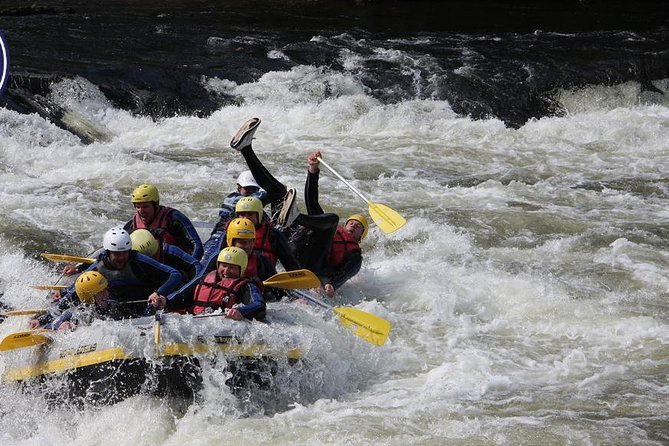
(0, 70, 668, 445)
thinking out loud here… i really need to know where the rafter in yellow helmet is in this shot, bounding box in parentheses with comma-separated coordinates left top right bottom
(131, 184, 160, 203)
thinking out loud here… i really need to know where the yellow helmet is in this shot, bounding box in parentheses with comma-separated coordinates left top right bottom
(131, 184, 160, 203)
(217, 246, 248, 276)
(75, 271, 108, 304)
(130, 229, 159, 257)
(235, 196, 263, 222)
(226, 217, 256, 247)
(346, 214, 369, 240)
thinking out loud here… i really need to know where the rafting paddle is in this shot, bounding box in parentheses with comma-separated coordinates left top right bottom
(154, 310, 163, 356)
(0, 330, 52, 351)
(291, 289, 391, 346)
(41, 253, 96, 263)
(0, 308, 47, 317)
(316, 156, 406, 235)
(40, 251, 97, 294)
(30, 285, 67, 291)
(262, 269, 322, 289)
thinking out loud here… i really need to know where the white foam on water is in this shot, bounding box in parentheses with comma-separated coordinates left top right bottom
(0, 65, 668, 444)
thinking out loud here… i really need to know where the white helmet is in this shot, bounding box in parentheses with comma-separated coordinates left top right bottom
(236, 170, 260, 189)
(103, 227, 132, 251)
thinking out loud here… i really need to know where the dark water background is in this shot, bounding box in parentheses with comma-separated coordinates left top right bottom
(0, 0, 667, 140)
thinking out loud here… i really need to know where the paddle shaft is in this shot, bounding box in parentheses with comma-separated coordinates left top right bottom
(154, 310, 163, 356)
(53, 272, 66, 286)
(123, 299, 149, 304)
(192, 311, 252, 320)
(317, 156, 406, 235)
(291, 289, 334, 311)
(30, 285, 67, 290)
(0, 309, 47, 317)
(317, 157, 371, 205)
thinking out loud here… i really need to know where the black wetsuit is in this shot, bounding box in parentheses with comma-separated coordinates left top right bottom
(288, 169, 363, 290)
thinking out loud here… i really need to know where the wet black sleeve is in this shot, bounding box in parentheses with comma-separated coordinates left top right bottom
(238, 283, 266, 321)
(327, 250, 363, 291)
(304, 170, 324, 215)
(162, 244, 202, 282)
(131, 252, 183, 296)
(257, 253, 278, 281)
(166, 209, 204, 260)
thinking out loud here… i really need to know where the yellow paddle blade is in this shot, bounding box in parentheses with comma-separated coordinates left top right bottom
(263, 269, 322, 289)
(0, 308, 47, 317)
(30, 285, 67, 290)
(41, 253, 96, 263)
(0, 330, 52, 351)
(368, 202, 406, 235)
(333, 307, 391, 346)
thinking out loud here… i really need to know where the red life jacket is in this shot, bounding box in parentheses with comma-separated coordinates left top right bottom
(254, 223, 277, 265)
(132, 205, 179, 248)
(327, 226, 361, 266)
(241, 253, 269, 290)
(191, 271, 248, 315)
(246, 252, 258, 279)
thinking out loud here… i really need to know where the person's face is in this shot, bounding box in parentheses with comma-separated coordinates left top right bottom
(236, 211, 259, 225)
(237, 184, 260, 196)
(108, 250, 130, 269)
(134, 202, 156, 225)
(217, 262, 241, 278)
(94, 288, 110, 309)
(345, 219, 364, 241)
(232, 238, 254, 255)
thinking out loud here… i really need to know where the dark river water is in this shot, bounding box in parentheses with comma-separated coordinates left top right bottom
(1, 0, 667, 139)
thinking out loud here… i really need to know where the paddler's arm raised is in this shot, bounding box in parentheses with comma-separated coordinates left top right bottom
(305, 151, 325, 215)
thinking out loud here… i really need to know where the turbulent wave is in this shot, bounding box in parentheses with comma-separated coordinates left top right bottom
(1, 2, 669, 445)
(0, 2, 667, 142)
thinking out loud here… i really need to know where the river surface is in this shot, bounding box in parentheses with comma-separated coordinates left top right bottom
(0, 2, 668, 445)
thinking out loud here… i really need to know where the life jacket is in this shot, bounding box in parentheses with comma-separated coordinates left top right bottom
(133, 205, 179, 248)
(97, 255, 148, 301)
(246, 253, 258, 279)
(191, 270, 248, 315)
(327, 226, 361, 266)
(241, 252, 272, 289)
(254, 223, 277, 265)
(95, 253, 157, 314)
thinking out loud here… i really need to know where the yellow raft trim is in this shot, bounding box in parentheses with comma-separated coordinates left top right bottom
(3, 343, 303, 383)
(3, 347, 129, 382)
(161, 343, 303, 360)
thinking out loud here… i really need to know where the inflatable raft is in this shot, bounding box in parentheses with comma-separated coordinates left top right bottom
(1, 311, 303, 405)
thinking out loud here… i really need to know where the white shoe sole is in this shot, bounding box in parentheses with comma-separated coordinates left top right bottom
(277, 188, 298, 227)
(230, 117, 261, 150)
